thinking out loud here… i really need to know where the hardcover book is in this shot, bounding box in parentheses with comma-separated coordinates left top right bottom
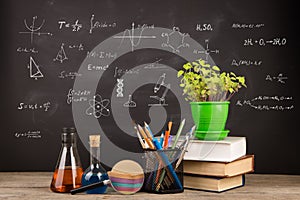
(180, 136, 246, 162)
(184, 174, 245, 192)
(184, 155, 254, 177)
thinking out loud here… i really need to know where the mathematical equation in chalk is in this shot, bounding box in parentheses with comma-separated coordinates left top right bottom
(196, 23, 213, 31)
(86, 51, 117, 59)
(114, 66, 139, 78)
(244, 37, 287, 46)
(17, 102, 51, 111)
(17, 47, 38, 54)
(232, 23, 264, 29)
(89, 14, 117, 34)
(266, 73, 288, 84)
(236, 96, 294, 111)
(87, 64, 109, 71)
(14, 130, 42, 139)
(58, 71, 82, 79)
(66, 89, 91, 104)
(57, 15, 117, 33)
(231, 59, 262, 67)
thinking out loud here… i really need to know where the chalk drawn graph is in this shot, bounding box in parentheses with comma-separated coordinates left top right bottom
(19, 16, 53, 44)
(113, 22, 156, 52)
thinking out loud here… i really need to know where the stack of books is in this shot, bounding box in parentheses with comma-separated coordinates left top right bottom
(181, 136, 254, 192)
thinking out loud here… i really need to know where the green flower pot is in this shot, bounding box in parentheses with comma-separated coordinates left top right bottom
(190, 101, 230, 140)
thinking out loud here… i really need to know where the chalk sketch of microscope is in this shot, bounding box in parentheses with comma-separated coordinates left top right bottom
(148, 73, 170, 107)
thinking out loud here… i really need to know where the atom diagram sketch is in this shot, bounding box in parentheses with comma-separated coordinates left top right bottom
(19, 16, 53, 44)
(113, 22, 156, 52)
(86, 94, 110, 118)
(161, 27, 189, 53)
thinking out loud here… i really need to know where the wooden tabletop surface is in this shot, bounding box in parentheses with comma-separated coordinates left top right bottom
(0, 172, 299, 200)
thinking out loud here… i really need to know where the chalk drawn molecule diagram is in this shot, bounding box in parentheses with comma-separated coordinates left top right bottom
(86, 94, 110, 118)
(193, 39, 219, 62)
(161, 27, 189, 53)
(19, 16, 53, 44)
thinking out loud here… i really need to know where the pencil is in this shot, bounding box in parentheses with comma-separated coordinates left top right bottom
(171, 118, 185, 149)
(137, 124, 155, 150)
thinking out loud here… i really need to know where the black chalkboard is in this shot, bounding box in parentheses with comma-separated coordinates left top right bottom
(1, 0, 299, 174)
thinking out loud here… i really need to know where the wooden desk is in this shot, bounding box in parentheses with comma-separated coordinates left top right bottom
(0, 172, 299, 199)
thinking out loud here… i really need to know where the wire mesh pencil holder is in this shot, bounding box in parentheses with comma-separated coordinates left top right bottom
(143, 148, 184, 194)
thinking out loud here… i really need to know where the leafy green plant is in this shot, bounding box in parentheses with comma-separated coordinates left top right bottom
(177, 59, 247, 102)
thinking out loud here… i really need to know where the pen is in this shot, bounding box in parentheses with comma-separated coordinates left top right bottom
(152, 137, 183, 190)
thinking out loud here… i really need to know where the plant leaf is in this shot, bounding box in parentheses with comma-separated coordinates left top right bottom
(177, 70, 184, 77)
(212, 66, 220, 71)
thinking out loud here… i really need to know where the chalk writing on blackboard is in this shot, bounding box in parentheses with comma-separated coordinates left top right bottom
(89, 14, 117, 34)
(244, 37, 287, 46)
(58, 71, 82, 79)
(68, 43, 84, 51)
(196, 23, 213, 31)
(123, 95, 137, 108)
(113, 22, 156, 52)
(161, 27, 189, 53)
(193, 39, 219, 62)
(58, 19, 83, 32)
(19, 16, 53, 44)
(232, 23, 264, 29)
(27, 56, 43, 80)
(266, 73, 288, 84)
(53, 43, 68, 63)
(86, 51, 117, 59)
(148, 73, 170, 107)
(144, 59, 166, 69)
(87, 64, 109, 71)
(116, 79, 124, 98)
(17, 47, 38, 54)
(17, 102, 51, 111)
(86, 94, 110, 118)
(66, 89, 90, 104)
(149, 84, 170, 107)
(231, 59, 262, 67)
(14, 130, 41, 139)
(114, 67, 139, 78)
(236, 96, 294, 111)
(154, 73, 166, 93)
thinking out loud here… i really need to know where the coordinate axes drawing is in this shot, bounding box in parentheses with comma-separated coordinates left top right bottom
(19, 16, 53, 44)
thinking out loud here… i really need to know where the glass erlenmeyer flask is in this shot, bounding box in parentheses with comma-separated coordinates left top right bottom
(50, 127, 83, 193)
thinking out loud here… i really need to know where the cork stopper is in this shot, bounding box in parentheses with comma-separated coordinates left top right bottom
(89, 135, 100, 147)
